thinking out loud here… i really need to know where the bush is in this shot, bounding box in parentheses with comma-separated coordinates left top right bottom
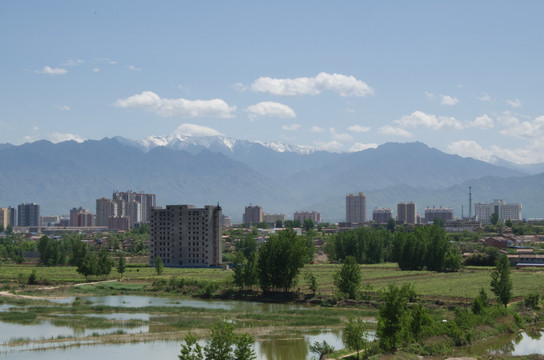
(27, 270, 38, 285)
(524, 293, 540, 309)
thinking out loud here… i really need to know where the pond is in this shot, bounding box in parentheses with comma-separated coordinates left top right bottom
(1, 330, 345, 359)
(50, 295, 309, 312)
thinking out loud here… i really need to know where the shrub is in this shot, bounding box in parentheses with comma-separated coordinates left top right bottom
(524, 293, 540, 309)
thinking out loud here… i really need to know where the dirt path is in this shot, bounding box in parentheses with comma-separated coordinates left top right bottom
(0, 279, 119, 300)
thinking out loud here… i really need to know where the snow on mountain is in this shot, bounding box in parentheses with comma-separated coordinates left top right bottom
(128, 133, 316, 155)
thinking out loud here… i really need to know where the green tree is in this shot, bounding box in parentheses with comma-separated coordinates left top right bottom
(154, 255, 164, 276)
(69, 238, 87, 267)
(303, 218, 315, 232)
(236, 234, 258, 258)
(387, 217, 396, 232)
(204, 321, 235, 360)
(178, 332, 203, 360)
(408, 301, 431, 341)
(472, 288, 490, 315)
(343, 317, 368, 360)
(505, 219, 513, 227)
(490, 254, 513, 308)
(275, 219, 283, 228)
(97, 248, 113, 277)
(305, 271, 318, 296)
(37, 235, 63, 266)
(257, 228, 309, 292)
(233, 333, 256, 360)
(309, 340, 335, 360)
(201, 320, 256, 360)
(491, 212, 499, 225)
(334, 256, 361, 299)
(77, 252, 98, 281)
(377, 284, 410, 352)
(117, 256, 127, 277)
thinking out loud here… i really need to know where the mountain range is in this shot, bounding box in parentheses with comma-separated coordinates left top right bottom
(0, 134, 542, 222)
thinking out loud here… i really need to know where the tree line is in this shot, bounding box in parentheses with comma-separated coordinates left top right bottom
(326, 224, 463, 272)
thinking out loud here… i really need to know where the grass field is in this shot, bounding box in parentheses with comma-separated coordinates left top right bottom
(2, 262, 544, 302)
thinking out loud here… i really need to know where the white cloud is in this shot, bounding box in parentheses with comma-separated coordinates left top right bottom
(246, 102, 296, 120)
(61, 59, 84, 66)
(128, 65, 142, 71)
(310, 126, 326, 133)
(349, 142, 378, 152)
(395, 110, 463, 130)
(115, 91, 236, 118)
(329, 127, 354, 142)
(507, 98, 522, 108)
(500, 115, 544, 140)
(347, 124, 370, 133)
(468, 114, 494, 129)
(282, 124, 301, 131)
(313, 140, 343, 152)
(54, 105, 71, 111)
(378, 126, 413, 137)
(448, 138, 544, 165)
(440, 95, 459, 106)
(94, 57, 117, 65)
(448, 140, 495, 162)
(171, 123, 223, 137)
(35, 66, 68, 75)
(49, 132, 85, 143)
(92, 68, 101, 73)
(231, 82, 247, 92)
(475, 92, 495, 103)
(250, 72, 373, 97)
(425, 92, 459, 106)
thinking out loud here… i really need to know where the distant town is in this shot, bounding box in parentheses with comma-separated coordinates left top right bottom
(0, 189, 525, 233)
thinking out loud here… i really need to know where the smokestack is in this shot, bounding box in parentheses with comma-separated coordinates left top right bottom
(468, 186, 472, 219)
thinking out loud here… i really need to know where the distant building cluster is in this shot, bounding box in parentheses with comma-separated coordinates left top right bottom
(96, 191, 156, 230)
(242, 205, 321, 227)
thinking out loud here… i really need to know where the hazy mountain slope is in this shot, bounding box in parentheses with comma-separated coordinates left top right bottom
(0, 138, 540, 222)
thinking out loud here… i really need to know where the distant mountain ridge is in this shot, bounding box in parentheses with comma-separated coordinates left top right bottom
(0, 136, 541, 221)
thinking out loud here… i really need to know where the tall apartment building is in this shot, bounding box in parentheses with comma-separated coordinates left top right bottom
(475, 199, 521, 225)
(294, 211, 322, 224)
(150, 205, 222, 267)
(96, 198, 113, 227)
(424, 206, 454, 223)
(8, 207, 16, 226)
(70, 207, 94, 227)
(372, 208, 393, 224)
(0, 208, 10, 228)
(18, 203, 40, 227)
(346, 193, 366, 224)
(263, 213, 286, 227)
(243, 205, 263, 225)
(397, 202, 416, 224)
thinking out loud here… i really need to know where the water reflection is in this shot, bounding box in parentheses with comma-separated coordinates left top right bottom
(49, 295, 308, 312)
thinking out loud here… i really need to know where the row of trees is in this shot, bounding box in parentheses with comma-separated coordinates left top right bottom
(232, 229, 313, 293)
(328, 225, 462, 272)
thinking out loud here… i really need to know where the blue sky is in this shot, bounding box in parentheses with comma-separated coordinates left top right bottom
(1, 1, 543, 164)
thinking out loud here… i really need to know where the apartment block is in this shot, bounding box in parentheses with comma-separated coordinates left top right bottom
(397, 202, 416, 224)
(18, 203, 40, 227)
(243, 205, 263, 225)
(0, 208, 10, 228)
(475, 199, 522, 225)
(424, 206, 454, 224)
(372, 208, 393, 224)
(346, 193, 366, 224)
(263, 213, 286, 227)
(294, 211, 321, 224)
(150, 205, 222, 267)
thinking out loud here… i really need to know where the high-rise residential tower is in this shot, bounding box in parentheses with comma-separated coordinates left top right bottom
(17, 203, 40, 227)
(150, 205, 222, 267)
(346, 193, 366, 224)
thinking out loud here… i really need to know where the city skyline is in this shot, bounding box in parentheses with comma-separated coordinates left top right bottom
(2, 2, 544, 164)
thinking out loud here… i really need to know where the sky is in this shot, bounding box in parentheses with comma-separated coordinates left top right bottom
(1, 1, 544, 164)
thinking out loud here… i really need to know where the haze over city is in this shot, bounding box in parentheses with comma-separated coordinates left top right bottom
(2, 1, 544, 164)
